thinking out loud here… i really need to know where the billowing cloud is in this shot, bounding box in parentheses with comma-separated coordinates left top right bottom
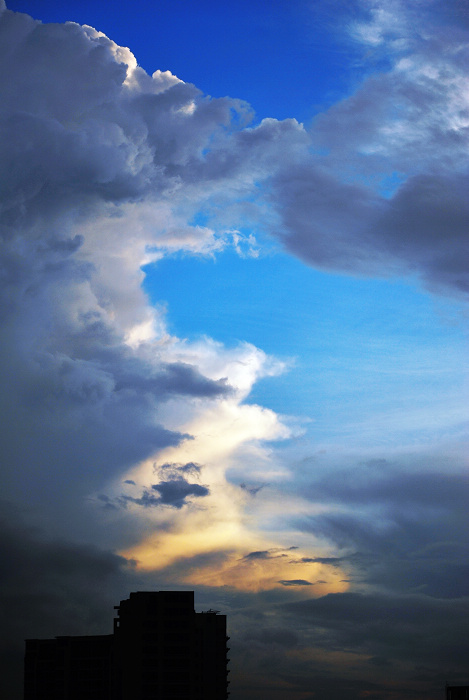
(1, 0, 467, 311)
(0, 4, 272, 539)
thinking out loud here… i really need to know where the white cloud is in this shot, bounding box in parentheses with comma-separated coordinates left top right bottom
(0, 7, 298, 555)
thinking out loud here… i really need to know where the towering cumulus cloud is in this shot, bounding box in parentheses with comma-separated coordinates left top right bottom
(0, 5, 296, 694)
(0, 5, 256, 512)
(0, 1, 468, 698)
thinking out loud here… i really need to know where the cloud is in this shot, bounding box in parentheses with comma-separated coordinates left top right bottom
(227, 585, 469, 700)
(301, 557, 344, 566)
(273, 167, 469, 295)
(0, 0, 465, 544)
(119, 479, 210, 510)
(159, 461, 202, 476)
(278, 579, 313, 587)
(295, 464, 469, 598)
(270, 0, 469, 297)
(240, 482, 265, 496)
(114, 362, 231, 399)
(244, 550, 276, 560)
(282, 590, 469, 671)
(151, 478, 210, 508)
(0, 5, 265, 541)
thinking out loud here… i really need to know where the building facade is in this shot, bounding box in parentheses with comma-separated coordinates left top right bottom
(24, 591, 230, 700)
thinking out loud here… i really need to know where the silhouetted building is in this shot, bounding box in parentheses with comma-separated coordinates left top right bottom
(24, 591, 230, 700)
(447, 687, 469, 700)
(24, 635, 113, 700)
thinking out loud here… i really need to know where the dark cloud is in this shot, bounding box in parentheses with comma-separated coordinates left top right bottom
(151, 479, 210, 508)
(244, 550, 271, 560)
(296, 467, 469, 598)
(240, 482, 265, 496)
(278, 579, 313, 586)
(268, 1, 469, 298)
(241, 626, 299, 649)
(300, 556, 344, 566)
(156, 461, 202, 478)
(243, 549, 290, 561)
(119, 477, 210, 509)
(115, 363, 231, 399)
(120, 491, 162, 509)
(282, 590, 469, 671)
(272, 168, 469, 297)
(375, 173, 469, 296)
(227, 587, 469, 700)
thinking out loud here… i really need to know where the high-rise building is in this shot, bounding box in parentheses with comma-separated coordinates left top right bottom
(446, 687, 469, 700)
(24, 591, 230, 700)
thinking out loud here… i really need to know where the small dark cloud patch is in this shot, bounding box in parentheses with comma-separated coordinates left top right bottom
(123, 479, 135, 485)
(244, 548, 292, 561)
(243, 546, 300, 563)
(177, 462, 201, 475)
(120, 477, 209, 510)
(301, 556, 343, 566)
(278, 579, 313, 586)
(245, 550, 271, 560)
(97, 494, 119, 511)
(240, 482, 265, 496)
(121, 491, 162, 508)
(156, 462, 202, 479)
(151, 479, 209, 509)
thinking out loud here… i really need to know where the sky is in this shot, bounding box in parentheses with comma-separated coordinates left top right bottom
(0, 0, 468, 698)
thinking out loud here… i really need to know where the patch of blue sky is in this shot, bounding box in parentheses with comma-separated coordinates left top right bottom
(143, 248, 468, 449)
(378, 171, 406, 198)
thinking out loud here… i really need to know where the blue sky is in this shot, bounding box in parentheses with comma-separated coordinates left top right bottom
(145, 250, 467, 448)
(1, 1, 468, 699)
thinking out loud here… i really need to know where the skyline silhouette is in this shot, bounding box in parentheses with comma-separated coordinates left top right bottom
(25, 591, 229, 700)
